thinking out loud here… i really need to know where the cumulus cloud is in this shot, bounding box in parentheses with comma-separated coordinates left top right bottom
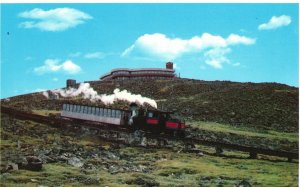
(122, 33, 188, 60)
(122, 33, 255, 69)
(19, 8, 92, 32)
(84, 52, 106, 59)
(226, 34, 255, 45)
(34, 59, 81, 74)
(204, 48, 231, 69)
(258, 15, 291, 30)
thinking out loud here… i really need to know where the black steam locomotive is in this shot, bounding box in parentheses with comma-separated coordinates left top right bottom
(61, 103, 185, 136)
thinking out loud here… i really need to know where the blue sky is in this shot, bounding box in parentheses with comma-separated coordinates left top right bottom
(1, 3, 299, 99)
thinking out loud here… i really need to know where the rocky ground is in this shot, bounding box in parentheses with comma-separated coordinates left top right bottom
(0, 114, 298, 187)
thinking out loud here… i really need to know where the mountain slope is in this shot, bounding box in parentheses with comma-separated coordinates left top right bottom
(2, 78, 298, 132)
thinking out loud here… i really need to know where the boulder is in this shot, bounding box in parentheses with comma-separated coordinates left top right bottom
(21, 156, 43, 171)
(236, 180, 252, 187)
(1, 163, 18, 173)
(126, 177, 159, 187)
(68, 157, 83, 167)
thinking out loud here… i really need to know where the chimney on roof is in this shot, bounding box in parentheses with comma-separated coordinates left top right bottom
(166, 62, 173, 70)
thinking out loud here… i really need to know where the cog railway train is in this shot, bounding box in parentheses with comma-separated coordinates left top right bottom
(61, 103, 185, 136)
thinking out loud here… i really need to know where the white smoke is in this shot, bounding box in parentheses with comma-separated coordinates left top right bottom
(45, 83, 157, 108)
(103, 88, 157, 108)
(42, 91, 49, 99)
(51, 83, 98, 100)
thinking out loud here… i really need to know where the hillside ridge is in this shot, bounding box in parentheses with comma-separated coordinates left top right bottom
(2, 78, 298, 132)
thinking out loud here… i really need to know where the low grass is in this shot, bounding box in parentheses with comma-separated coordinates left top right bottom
(152, 151, 298, 187)
(117, 147, 298, 187)
(190, 121, 298, 142)
(1, 116, 298, 187)
(1, 163, 101, 187)
(1, 144, 298, 187)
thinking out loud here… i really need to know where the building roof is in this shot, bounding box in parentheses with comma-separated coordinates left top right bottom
(100, 68, 175, 79)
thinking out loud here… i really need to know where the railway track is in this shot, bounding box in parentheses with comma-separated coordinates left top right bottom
(1, 106, 298, 161)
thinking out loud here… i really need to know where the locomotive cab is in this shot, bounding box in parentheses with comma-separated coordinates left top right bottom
(165, 113, 185, 129)
(165, 112, 185, 136)
(146, 110, 165, 132)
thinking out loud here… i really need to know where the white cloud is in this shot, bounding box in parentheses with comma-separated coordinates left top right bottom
(19, 8, 92, 32)
(52, 77, 59, 81)
(205, 60, 223, 69)
(258, 15, 291, 30)
(122, 45, 135, 57)
(84, 52, 105, 59)
(63, 60, 81, 73)
(204, 48, 231, 69)
(173, 63, 180, 70)
(122, 33, 255, 69)
(34, 59, 81, 74)
(226, 34, 255, 45)
(122, 33, 188, 60)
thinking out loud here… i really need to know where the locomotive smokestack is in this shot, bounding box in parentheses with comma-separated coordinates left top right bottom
(129, 103, 139, 125)
(129, 103, 138, 111)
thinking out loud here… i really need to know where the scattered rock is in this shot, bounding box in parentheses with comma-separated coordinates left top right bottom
(38, 153, 55, 163)
(108, 165, 121, 174)
(1, 163, 18, 173)
(236, 180, 252, 187)
(18, 156, 43, 171)
(126, 177, 159, 187)
(68, 157, 83, 167)
(82, 177, 99, 185)
(183, 147, 203, 154)
(69, 175, 99, 185)
(58, 155, 69, 162)
(107, 152, 119, 160)
(82, 163, 96, 171)
(30, 178, 38, 182)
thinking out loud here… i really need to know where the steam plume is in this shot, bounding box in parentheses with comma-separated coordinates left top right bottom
(42, 91, 49, 99)
(44, 83, 157, 108)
